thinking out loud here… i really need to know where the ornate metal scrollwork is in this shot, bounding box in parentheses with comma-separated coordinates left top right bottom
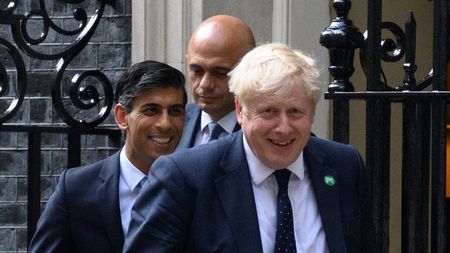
(359, 21, 406, 91)
(358, 11, 433, 91)
(54, 57, 113, 127)
(0, 37, 27, 123)
(322, 4, 433, 93)
(0, 0, 115, 127)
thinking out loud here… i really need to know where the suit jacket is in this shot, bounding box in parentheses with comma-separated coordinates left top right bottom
(177, 103, 240, 149)
(29, 152, 124, 253)
(125, 132, 375, 253)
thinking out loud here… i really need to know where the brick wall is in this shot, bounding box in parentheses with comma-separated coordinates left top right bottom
(0, 1, 131, 252)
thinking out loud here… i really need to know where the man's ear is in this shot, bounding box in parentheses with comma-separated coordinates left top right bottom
(235, 97, 243, 125)
(114, 103, 128, 130)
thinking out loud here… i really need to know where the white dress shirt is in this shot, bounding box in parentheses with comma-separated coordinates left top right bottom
(118, 147, 147, 236)
(243, 137, 329, 253)
(193, 110, 237, 146)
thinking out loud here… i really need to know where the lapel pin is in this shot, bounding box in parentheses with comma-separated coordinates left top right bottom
(324, 175, 335, 187)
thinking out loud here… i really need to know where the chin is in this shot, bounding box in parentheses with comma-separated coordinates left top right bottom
(271, 158, 296, 169)
(264, 161, 290, 170)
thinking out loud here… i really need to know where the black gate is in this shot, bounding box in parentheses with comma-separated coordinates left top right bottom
(0, 0, 123, 249)
(321, 0, 448, 252)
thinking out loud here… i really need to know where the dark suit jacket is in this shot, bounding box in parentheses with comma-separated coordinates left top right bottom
(29, 152, 124, 253)
(125, 132, 375, 253)
(176, 103, 240, 149)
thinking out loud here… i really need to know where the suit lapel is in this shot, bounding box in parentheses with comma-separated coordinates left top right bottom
(304, 139, 347, 253)
(97, 152, 124, 253)
(215, 133, 263, 253)
(177, 104, 201, 149)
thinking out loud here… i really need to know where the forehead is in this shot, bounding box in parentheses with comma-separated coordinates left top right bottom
(245, 88, 311, 108)
(187, 51, 237, 72)
(133, 87, 184, 106)
(188, 40, 246, 70)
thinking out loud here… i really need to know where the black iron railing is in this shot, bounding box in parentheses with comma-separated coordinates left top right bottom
(0, 0, 121, 246)
(321, 0, 448, 252)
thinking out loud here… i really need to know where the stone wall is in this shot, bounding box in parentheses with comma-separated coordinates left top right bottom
(0, 1, 131, 252)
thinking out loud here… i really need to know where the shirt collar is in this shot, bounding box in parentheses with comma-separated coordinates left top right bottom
(119, 146, 147, 192)
(200, 110, 237, 135)
(243, 135, 305, 185)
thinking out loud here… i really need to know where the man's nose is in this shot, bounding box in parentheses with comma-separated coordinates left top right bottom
(155, 112, 173, 129)
(275, 112, 292, 134)
(198, 73, 214, 90)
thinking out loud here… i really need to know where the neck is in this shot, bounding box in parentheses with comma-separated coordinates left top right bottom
(209, 109, 233, 122)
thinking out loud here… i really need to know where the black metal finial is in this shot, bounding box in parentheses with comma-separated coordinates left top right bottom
(333, 0, 351, 18)
(320, 0, 363, 92)
(401, 11, 417, 90)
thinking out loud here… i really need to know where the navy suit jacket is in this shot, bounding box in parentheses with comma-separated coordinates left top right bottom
(125, 132, 375, 253)
(29, 152, 124, 253)
(177, 103, 240, 149)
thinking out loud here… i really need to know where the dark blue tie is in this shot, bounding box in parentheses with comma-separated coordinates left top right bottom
(136, 177, 148, 193)
(274, 169, 296, 253)
(208, 122, 223, 142)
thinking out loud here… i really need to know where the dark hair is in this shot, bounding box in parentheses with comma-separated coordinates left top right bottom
(115, 60, 187, 112)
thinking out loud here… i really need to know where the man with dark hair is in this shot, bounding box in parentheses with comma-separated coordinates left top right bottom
(29, 60, 187, 253)
(177, 15, 255, 148)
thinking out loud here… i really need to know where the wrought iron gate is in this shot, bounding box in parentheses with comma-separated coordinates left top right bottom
(321, 0, 448, 252)
(0, 0, 122, 249)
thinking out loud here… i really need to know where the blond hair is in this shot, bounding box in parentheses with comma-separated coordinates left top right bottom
(228, 43, 321, 108)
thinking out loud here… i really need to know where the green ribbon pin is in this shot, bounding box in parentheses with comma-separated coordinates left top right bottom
(324, 175, 335, 187)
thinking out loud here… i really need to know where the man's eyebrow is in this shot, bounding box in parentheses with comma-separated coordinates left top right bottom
(170, 104, 185, 109)
(188, 63, 201, 69)
(213, 67, 231, 72)
(188, 64, 230, 72)
(142, 103, 161, 107)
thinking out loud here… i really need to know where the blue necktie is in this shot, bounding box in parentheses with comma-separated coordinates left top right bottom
(208, 122, 223, 142)
(136, 177, 148, 193)
(274, 169, 296, 253)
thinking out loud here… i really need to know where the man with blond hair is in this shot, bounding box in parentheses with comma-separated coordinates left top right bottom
(125, 44, 374, 253)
